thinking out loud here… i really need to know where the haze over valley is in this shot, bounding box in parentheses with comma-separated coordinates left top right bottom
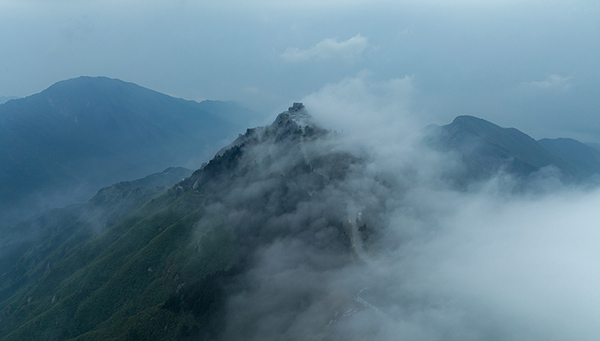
(1, 0, 600, 340)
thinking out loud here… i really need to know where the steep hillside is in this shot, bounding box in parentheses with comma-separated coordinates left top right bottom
(0, 167, 192, 306)
(0, 104, 363, 340)
(3, 108, 599, 340)
(0, 77, 252, 226)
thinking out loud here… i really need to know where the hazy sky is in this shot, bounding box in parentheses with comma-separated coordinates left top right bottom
(1, 0, 599, 140)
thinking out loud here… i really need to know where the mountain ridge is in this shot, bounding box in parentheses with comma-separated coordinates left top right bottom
(0, 103, 360, 340)
(538, 137, 600, 175)
(428, 114, 587, 183)
(0, 76, 255, 227)
(1, 102, 600, 339)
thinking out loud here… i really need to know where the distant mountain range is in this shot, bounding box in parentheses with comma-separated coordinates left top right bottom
(428, 115, 600, 185)
(0, 76, 255, 226)
(1, 97, 600, 339)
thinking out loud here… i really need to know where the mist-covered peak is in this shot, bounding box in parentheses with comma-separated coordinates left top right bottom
(446, 115, 520, 138)
(184, 103, 355, 200)
(274, 102, 310, 127)
(268, 102, 325, 140)
(215, 103, 327, 157)
(6, 99, 600, 340)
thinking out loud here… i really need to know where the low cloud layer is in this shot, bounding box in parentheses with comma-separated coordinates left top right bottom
(352, 185, 600, 340)
(302, 73, 419, 143)
(203, 77, 600, 340)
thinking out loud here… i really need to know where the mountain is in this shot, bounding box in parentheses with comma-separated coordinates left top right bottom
(538, 138, 600, 175)
(2, 107, 600, 340)
(0, 76, 254, 226)
(0, 96, 18, 104)
(0, 167, 192, 306)
(586, 142, 600, 152)
(0, 103, 363, 340)
(427, 115, 583, 183)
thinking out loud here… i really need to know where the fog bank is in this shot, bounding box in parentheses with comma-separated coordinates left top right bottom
(209, 77, 600, 340)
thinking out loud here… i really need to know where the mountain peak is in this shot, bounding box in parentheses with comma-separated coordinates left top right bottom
(430, 115, 580, 181)
(266, 102, 328, 145)
(43, 76, 131, 93)
(452, 115, 490, 124)
(449, 115, 503, 131)
(272, 102, 313, 130)
(288, 102, 305, 112)
(452, 115, 479, 122)
(38, 76, 158, 104)
(0, 76, 240, 223)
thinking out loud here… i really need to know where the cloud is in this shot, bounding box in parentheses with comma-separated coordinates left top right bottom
(527, 74, 572, 89)
(196, 75, 600, 340)
(302, 73, 417, 139)
(300, 74, 456, 186)
(281, 34, 368, 63)
(376, 186, 600, 340)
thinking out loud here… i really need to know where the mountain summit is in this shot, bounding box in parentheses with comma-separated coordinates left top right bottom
(2, 104, 600, 340)
(428, 115, 582, 181)
(0, 103, 363, 340)
(0, 77, 253, 226)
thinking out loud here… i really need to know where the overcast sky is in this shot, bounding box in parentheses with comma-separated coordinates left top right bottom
(1, 0, 599, 140)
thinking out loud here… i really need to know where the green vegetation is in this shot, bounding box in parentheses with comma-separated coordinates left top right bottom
(0, 187, 240, 340)
(0, 106, 343, 340)
(0, 76, 249, 226)
(5, 108, 600, 340)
